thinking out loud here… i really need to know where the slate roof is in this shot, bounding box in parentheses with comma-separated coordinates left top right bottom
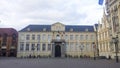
(19, 25, 94, 32)
(0, 28, 18, 36)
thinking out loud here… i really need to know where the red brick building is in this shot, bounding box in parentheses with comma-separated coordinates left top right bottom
(0, 28, 18, 57)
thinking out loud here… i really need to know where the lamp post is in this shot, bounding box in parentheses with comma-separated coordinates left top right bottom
(79, 45, 84, 58)
(112, 35, 119, 63)
(92, 42, 96, 60)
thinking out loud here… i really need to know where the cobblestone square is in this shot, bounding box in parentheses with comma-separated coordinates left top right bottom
(0, 58, 120, 68)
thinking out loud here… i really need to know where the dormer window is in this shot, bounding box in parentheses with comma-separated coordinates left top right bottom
(27, 28, 30, 31)
(70, 28, 73, 31)
(43, 28, 46, 31)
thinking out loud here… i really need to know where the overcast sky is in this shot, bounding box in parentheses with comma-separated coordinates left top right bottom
(0, 0, 104, 30)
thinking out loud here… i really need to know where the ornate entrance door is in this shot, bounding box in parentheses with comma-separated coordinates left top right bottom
(55, 45, 61, 57)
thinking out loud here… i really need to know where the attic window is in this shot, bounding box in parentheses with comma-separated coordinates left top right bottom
(27, 28, 30, 31)
(43, 28, 46, 31)
(70, 28, 73, 31)
(85, 28, 88, 32)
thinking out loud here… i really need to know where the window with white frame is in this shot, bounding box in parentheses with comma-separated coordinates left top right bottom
(70, 42, 74, 51)
(75, 35, 78, 40)
(20, 43, 24, 51)
(86, 35, 88, 40)
(80, 35, 84, 40)
(31, 44, 35, 51)
(37, 35, 40, 40)
(91, 35, 94, 40)
(26, 43, 29, 51)
(65, 35, 68, 40)
(48, 35, 51, 41)
(86, 43, 89, 51)
(26, 34, 30, 40)
(48, 44, 51, 51)
(32, 34, 35, 40)
(75, 43, 78, 50)
(42, 43, 46, 51)
(65, 42, 69, 51)
(70, 35, 73, 40)
(37, 43, 40, 51)
(20, 34, 24, 40)
(42, 34, 46, 40)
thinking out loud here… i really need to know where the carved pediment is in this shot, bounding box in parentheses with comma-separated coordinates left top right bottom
(51, 22, 65, 31)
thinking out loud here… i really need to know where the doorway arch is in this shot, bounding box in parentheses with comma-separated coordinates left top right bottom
(55, 45, 61, 57)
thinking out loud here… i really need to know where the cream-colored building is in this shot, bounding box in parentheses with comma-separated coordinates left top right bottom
(104, 0, 120, 59)
(98, 10, 111, 58)
(17, 22, 97, 58)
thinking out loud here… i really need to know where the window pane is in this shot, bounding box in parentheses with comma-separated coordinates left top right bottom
(26, 43, 29, 51)
(80, 35, 84, 40)
(37, 44, 40, 51)
(48, 35, 51, 42)
(86, 35, 88, 40)
(75, 35, 78, 40)
(37, 35, 40, 40)
(65, 35, 68, 40)
(26, 34, 30, 40)
(32, 34, 35, 40)
(31, 44, 35, 51)
(70, 35, 73, 40)
(20, 43, 24, 51)
(42, 44, 46, 51)
(48, 44, 51, 51)
(42, 34, 46, 40)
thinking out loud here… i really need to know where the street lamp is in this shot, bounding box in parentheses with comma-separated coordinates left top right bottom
(79, 45, 84, 58)
(112, 35, 119, 63)
(92, 42, 96, 60)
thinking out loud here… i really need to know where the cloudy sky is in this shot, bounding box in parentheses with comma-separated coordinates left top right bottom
(0, 0, 104, 30)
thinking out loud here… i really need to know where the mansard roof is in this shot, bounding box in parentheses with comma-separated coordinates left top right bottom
(19, 24, 94, 32)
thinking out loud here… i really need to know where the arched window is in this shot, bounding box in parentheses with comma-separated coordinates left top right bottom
(12, 33, 16, 40)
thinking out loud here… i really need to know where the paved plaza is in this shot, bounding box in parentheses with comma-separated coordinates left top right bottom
(0, 57, 120, 68)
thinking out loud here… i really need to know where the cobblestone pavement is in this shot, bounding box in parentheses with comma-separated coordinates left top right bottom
(0, 57, 120, 68)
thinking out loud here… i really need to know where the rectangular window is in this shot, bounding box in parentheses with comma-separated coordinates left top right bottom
(32, 34, 35, 40)
(80, 43, 84, 51)
(48, 44, 51, 51)
(20, 43, 24, 51)
(26, 34, 30, 40)
(20, 34, 24, 40)
(80, 35, 83, 40)
(31, 44, 35, 51)
(75, 35, 78, 40)
(86, 43, 88, 51)
(70, 35, 73, 40)
(37, 44, 40, 51)
(48, 35, 51, 42)
(37, 35, 40, 40)
(42, 34, 46, 40)
(48, 35, 50, 40)
(91, 35, 94, 40)
(65, 42, 69, 51)
(26, 43, 29, 51)
(42, 43, 46, 51)
(86, 35, 88, 40)
(65, 35, 68, 40)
